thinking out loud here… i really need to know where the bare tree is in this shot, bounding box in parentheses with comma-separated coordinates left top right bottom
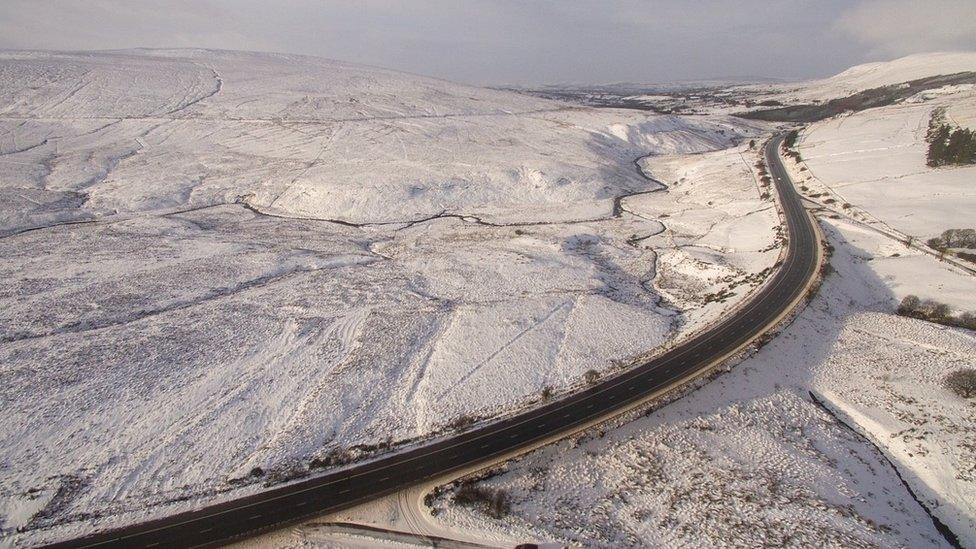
(945, 369, 976, 398)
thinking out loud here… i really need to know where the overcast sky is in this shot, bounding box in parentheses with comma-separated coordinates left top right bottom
(1, 1, 974, 85)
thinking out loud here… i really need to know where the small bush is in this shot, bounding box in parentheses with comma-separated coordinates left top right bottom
(783, 129, 800, 149)
(541, 386, 554, 400)
(583, 369, 600, 384)
(897, 295, 921, 315)
(931, 302, 951, 319)
(454, 482, 511, 519)
(945, 369, 976, 398)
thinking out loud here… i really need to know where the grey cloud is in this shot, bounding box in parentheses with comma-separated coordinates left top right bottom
(0, 0, 970, 85)
(834, 0, 976, 58)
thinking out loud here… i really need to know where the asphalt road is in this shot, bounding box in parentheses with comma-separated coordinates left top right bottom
(46, 135, 819, 548)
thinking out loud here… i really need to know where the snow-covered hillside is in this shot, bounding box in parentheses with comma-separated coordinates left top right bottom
(750, 51, 976, 103)
(0, 50, 776, 543)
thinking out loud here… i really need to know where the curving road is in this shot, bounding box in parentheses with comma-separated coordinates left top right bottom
(46, 135, 820, 548)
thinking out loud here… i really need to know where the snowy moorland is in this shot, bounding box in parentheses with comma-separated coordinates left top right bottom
(0, 49, 777, 542)
(402, 53, 976, 549)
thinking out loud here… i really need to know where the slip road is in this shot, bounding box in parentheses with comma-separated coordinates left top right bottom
(47, 135, 820, 548)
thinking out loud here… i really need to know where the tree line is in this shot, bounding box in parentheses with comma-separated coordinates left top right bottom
(926, 107, 976, 167)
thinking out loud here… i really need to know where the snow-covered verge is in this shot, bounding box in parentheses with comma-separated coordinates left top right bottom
(421, 215, 976, 548)
(0, 50, 776, 544)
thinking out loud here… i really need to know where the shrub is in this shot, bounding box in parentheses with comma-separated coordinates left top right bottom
(454, 482, 511, 519)
(939, 228, 976, 248)
(583, 369, 600, 384)
(897, 295, 975, 330)
(945, 369, 976, 398)
(541, 386, 554, 400)
(897, 295, 921, 315)
(783, 129, 800, 149)
(931, 302, 952, 319)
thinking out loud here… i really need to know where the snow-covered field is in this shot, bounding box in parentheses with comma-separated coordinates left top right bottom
(794, 90, 976, 243)
(0, 50, 777, 543)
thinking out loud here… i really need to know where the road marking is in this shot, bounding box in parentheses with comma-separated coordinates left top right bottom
(199, 528, 212, 534)
(295, 501, 307, 507)
(339, 488, 350, 494)
(249, 514, 262, 520)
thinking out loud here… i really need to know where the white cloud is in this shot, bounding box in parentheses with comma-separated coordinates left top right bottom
(835, 0, 976, 57)
(0, 1, 260, 52)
